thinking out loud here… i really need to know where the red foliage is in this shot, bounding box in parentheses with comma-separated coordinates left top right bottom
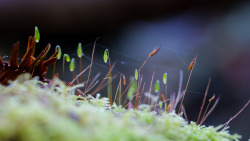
(0, 36, 58, 85)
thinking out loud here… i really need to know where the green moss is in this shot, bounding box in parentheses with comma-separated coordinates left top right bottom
(0, 75, 240, 141)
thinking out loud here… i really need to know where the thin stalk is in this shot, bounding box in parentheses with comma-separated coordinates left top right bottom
(53, 62, 56, 76)
(33, 42, 36, 56)
(73, 68, 75, 84)
(135, 74, 143, 108)
(181, 105, 188, 122)
(114, 73, 124, 105)
(138, 82, 145, 106)
(63, 57, 65, 81)
(173, 70, 183, 111)
(63, 54, 70, 81)
(152, 99, 170, 109)
(53, 46, 60, 76)
(148, 70, 155, 105)
(84, 37, 99, 93)
(165, 84, 167, 101)
(135, 77, 140, 108)
(199, 95, 215, 125)
(199, 97, 220, 125)
(122, 94, 129, 107)
(165, 84, 167, 112)
(138, 57, 149, 72)
(153, 99, 157, 112)
(197, 78, 211, 125)
(117, 57, 149, 103)
(221, 99, 250, 131)
(116, 47, 160, 103)
(119, 80, 122, 105)
(91, 63, 115, 95)
(76, 89, 86, 97)
(124, 92, 142, 108)
(84, 80, 99, 94)
(200, 99, 212, 125)
(108, 58, 113, 106)
(79, 57, 82, 83)
(114, 75, 122, 104)
(86, 73, 101, 91)
(67, 65, 90, 87)
(178, 64, 195, 114)
(160, 93, 168, 113)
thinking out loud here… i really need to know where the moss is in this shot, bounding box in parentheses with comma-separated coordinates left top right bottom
(0, 75, 241, 141)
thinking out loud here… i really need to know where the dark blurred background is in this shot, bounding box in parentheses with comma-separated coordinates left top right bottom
(0, 0, 249, 140)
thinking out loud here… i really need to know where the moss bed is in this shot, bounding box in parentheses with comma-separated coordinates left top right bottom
(0, 74, 241, 141)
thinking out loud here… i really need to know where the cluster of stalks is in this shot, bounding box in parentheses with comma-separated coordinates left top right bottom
(1, 27, 249, 128)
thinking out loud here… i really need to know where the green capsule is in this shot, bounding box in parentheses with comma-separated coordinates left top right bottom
(135, 69, 138, 81)
(103, 49, 109, 63)
(154, 80, 160, 93)
(64, 54, 70, 62)
(163, 73, 167, 85)
(77, 42, 83, 58)
(55, 45, 62, 59)
(35, 26, 40, 43)
(70, 58, 75, 72)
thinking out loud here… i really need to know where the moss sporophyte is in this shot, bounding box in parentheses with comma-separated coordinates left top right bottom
(0, 27, 249, 141)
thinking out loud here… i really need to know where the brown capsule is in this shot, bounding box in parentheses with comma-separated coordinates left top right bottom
(188, 54, 198, 70)
(160, 92, 166, 102)
(209, 95, 215, 102)
(122, 74, 126, 85)
(149, 47, 160, 57)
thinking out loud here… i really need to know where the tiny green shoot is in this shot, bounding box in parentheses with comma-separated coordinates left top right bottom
(103, 49, 112, 105)
(77, 42, 83, 83)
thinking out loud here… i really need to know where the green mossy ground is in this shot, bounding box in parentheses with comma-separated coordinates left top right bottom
(0, 74, 241, 141)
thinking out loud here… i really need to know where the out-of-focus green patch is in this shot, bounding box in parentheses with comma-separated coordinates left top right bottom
(127, 78, 137, 99)
(154, 80, 160, 93)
